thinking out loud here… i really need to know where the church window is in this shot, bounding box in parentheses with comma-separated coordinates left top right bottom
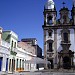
(63, 15, 67, 24)
(48, 16, 52, 24)
(48, 29, 53, 37)
(48, 32, 52, 37)
(49, 43, 53, 52)
(63, 33, 68, 43)
(14, 42, 16, 48)
(11, 40, 13, 47)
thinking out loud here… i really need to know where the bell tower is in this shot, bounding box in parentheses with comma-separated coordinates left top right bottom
(43, 0, 75, 70)
(59, 2, 70, 24)
(43, 0, 57, 69)
(44, 0, 57, 25)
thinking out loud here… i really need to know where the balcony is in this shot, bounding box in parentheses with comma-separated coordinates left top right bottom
(1, 40, 10, 48)
(11, 47, 17, 56)
(47, 52, 54, 59)
(47, 49, 53, 53)
(61, 41, 71, 44)
(61, 41, 71, 50)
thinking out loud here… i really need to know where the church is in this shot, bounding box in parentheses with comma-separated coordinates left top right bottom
(42, 0, 75, 69)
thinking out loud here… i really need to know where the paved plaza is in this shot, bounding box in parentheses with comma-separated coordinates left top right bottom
(8, 72, 75, 75)
(1, 70, 75, 75)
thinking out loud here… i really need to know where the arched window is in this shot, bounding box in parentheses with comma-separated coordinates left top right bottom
(63, 33, 68, 43)
(11, 40, 13, 47)
(14, 42, 16, 48)
(47, 40, 53, 52)
(47, 16, 52, 24)
(49, 43, 53, 52)
(63, 15, 67, 24)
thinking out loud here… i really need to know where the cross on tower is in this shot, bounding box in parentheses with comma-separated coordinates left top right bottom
(62, 2, 66, 7)
(73, 0, 75, 7)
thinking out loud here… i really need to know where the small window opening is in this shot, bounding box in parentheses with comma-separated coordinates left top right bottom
(48, 16, 52, 24)
(63, 32, 68, 43)
(48, 32, 52, 37)
(49, 43, 53, 52)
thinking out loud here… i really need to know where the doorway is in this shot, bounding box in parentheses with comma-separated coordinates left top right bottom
(63, 56, 71, 69)
(0, 57, 3, 71)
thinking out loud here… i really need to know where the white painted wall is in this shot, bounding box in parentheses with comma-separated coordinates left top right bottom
(69, 29, 75, 52)
(46, 30, 54, 41)
(16, 47, 37, 71)
(57, 29, 62, 52)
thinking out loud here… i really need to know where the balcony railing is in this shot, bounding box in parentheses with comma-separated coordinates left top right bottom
(1, 40, 10, 48)
(61, 41, 71, 44)
(11, 47, 17, 56)
(47, 53, 54, 58)
(47, 49, 53, 52)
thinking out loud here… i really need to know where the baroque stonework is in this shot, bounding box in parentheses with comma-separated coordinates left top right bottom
(42, 0, 75, 70)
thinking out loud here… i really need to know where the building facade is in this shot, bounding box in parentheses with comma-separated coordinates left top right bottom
(2, 31, 18, 72)
(17, 41, 36, 71)
(21, 38, 43, 69)
(21, 38, 42, 58)
(0, 28, 10, 72)
(0, 29, 37, 73)
(42, 0, 75, 69)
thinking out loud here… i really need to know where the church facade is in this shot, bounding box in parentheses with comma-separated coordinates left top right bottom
(42, 0, 75, 69)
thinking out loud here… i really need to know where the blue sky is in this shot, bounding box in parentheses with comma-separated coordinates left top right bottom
(0, 0, 73, 53)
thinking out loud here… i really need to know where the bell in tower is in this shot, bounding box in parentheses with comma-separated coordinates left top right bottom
(43, 0, 57, 69)
(44, 0, 57, 26)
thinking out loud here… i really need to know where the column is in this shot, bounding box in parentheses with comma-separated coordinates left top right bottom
(71, 57, 73, 68)
(2, 54, 6, 72)
(15, 58, 16, 72)
(24, 59, 26, 71)
(60, 57, 63, 68)
(54, 29, 57, 69)
(19, 59, 21, 71)
(8, 59, 11, 72)
(72, 57, 74, 68)
(74, 29, 75, 67)
(11, 59, 12, 72)
(44, 30, 48, 69)
(58, 56, 61, 68)
(21, 59, 23, 70)
(16, 58, 18, 71)
(30, 63, 31, 71)
(0, 28, 2, 45)
(17, 59, 20, 70)
(8, 58, 10, 72)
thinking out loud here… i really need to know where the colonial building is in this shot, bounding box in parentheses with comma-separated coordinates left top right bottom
(0, 29, 37, 73)
(0, 27, 10, 72)
(2, 31, 18, 72)
(21, 38, 42, 58)
(42, 0, 75, 69)
(21, 38, 43, 69)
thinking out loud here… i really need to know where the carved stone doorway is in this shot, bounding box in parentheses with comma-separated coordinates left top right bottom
(63, 56, 71, 69)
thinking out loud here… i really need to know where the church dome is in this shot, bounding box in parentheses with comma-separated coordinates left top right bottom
(45, 0, 55, 10)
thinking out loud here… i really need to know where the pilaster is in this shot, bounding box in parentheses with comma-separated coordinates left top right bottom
(54, 29, 58, 69)
(44, 30, 48, 69)
(2, 54, 6, 72)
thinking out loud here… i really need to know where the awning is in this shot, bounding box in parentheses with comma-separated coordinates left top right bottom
(24, 57, 50, 64)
